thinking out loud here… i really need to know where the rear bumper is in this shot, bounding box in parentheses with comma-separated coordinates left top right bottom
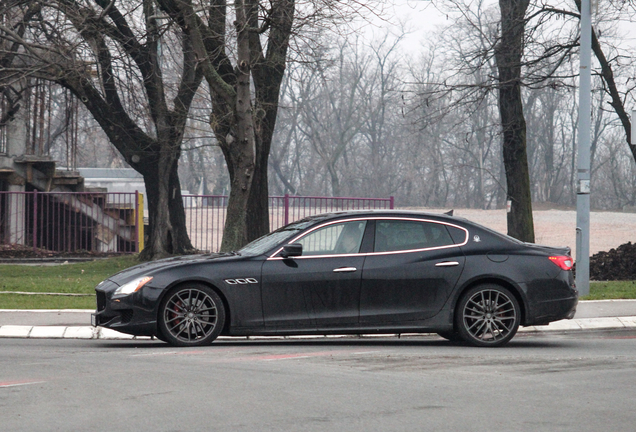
(526, 294, 578, 326)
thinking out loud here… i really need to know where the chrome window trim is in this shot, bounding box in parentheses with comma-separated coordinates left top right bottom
(267, 216, 469, 260)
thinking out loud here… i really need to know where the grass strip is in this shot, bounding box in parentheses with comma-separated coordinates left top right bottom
(582, 281, 636, 300)
(0, 294, 96, 309)
(0, 255, 139, 295)
(0, 291, 93, 296)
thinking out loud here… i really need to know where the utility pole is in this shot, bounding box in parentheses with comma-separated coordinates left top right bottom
(576, 0, 592, 296)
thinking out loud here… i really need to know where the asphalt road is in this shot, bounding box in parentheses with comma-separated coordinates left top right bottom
(1, 331, 636, 431)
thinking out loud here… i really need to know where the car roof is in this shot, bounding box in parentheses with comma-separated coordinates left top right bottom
(300, 209, 465, 224)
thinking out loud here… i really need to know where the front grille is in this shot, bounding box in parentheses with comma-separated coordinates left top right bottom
(96, 291, 106, 311)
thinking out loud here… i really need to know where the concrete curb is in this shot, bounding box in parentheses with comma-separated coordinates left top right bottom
(517, 316, 636, 332)
(1, 316, 635, 341)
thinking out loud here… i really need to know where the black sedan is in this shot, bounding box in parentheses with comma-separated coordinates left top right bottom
(92, 211, 578, 347)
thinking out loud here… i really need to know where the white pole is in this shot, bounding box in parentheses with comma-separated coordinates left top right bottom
(576, 0, 592, 296)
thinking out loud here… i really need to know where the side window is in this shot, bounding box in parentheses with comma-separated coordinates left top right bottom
(374, 220, 454, 252)
(297, 221, 367, 255)
(446, 225, 468, 245)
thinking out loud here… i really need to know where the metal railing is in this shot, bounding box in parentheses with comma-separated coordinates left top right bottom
(184, 194, 394, 252)
(1, 192, 393, 255)
(0, 191, 139, 254)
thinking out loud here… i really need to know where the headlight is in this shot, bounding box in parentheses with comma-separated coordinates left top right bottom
(114, 276, 153, 296)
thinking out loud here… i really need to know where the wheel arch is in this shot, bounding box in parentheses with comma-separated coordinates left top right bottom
(450, 277, 528, 328)
(156, 279, 232, 335)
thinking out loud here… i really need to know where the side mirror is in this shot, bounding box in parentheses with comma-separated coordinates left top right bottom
(280, 243, 302, 258)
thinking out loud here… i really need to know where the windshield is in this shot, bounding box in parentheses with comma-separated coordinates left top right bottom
(238, 220, 315, 256)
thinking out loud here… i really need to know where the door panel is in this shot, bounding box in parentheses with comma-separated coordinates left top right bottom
(360, 251, 464, 323)
(261, 220, 367, 329)
(307, 256, 365, 327)
(360, 219, 465, 323)
(260, 259, 313, 328)
(261, 256, 366, 329)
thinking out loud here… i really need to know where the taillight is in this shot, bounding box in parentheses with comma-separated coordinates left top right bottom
(549, 255, 573, 271)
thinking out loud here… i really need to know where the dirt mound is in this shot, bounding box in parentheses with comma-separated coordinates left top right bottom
(589, 242, 636, 281)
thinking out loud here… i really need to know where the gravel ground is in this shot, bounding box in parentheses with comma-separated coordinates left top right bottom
(408, 207, 636, 257)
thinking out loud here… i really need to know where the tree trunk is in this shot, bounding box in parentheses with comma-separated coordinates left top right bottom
(328, 162, 342, 197)
(495, 0, 535, 243)
(246, 147, 271, 241)
(219, 0, 256, 252)
(155, 0, 293, 251)
(168, 157, 194, 254)
(139, 156, 172, 260)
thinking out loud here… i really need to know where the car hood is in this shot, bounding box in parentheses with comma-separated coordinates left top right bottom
(105, 253, 240, 286)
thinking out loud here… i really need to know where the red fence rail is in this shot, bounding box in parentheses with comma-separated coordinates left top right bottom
(1, 192, 393, 255)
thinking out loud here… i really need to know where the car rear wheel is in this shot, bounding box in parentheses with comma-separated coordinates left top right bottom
(456, 284, 520, 347)
(158, 284, 225, 347)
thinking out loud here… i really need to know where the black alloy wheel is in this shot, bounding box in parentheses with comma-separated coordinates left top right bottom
(158, 284, 225, 347)
(456, 284, 520, 347)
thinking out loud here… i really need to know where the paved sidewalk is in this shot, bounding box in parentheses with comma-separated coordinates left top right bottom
(1, 300, 635, 341)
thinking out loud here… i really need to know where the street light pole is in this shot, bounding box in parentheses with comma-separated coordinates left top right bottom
(576, 0, 592, 296)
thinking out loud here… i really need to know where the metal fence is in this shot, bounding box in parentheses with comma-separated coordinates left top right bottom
(1, 192, 393, 254)
(0, 191, 140, 254)
(184, 194, 394, 252)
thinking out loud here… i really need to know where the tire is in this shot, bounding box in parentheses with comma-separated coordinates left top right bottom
(456, 284, 520, 347)
(153, 332, 168, 343)
(436, 331, 463, 342)
(158, 284, 225, 347)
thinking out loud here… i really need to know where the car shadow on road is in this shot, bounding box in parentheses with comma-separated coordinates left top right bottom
(93, 334, 578, 350)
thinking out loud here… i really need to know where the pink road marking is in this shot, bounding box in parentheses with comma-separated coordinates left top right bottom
(130, 347, 242, 357)
(131, 348, 379, 362)
(247, 350, 357, 361)
(0, 380, 46, 388)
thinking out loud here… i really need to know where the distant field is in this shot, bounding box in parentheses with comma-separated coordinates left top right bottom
(405, 207, 636, 257)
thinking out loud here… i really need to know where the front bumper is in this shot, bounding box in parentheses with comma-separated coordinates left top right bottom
(92, 280, 158, 337)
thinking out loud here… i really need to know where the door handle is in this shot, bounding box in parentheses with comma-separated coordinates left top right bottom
(435, 261, 460, 267)
(333, 267, 357, 273)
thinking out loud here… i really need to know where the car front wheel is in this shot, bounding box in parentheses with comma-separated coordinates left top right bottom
(158, 284, 225, 347)
(456, 284, 520, 347)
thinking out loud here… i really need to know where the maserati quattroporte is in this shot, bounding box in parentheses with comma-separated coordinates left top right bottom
(92, 211, 578, 347)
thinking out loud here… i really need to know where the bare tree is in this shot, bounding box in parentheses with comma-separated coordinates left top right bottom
(297, 39, 370, 196)
(154, 0, 371, 250)
(543, 0, 635, 161)
(0, 0, 203, 259)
